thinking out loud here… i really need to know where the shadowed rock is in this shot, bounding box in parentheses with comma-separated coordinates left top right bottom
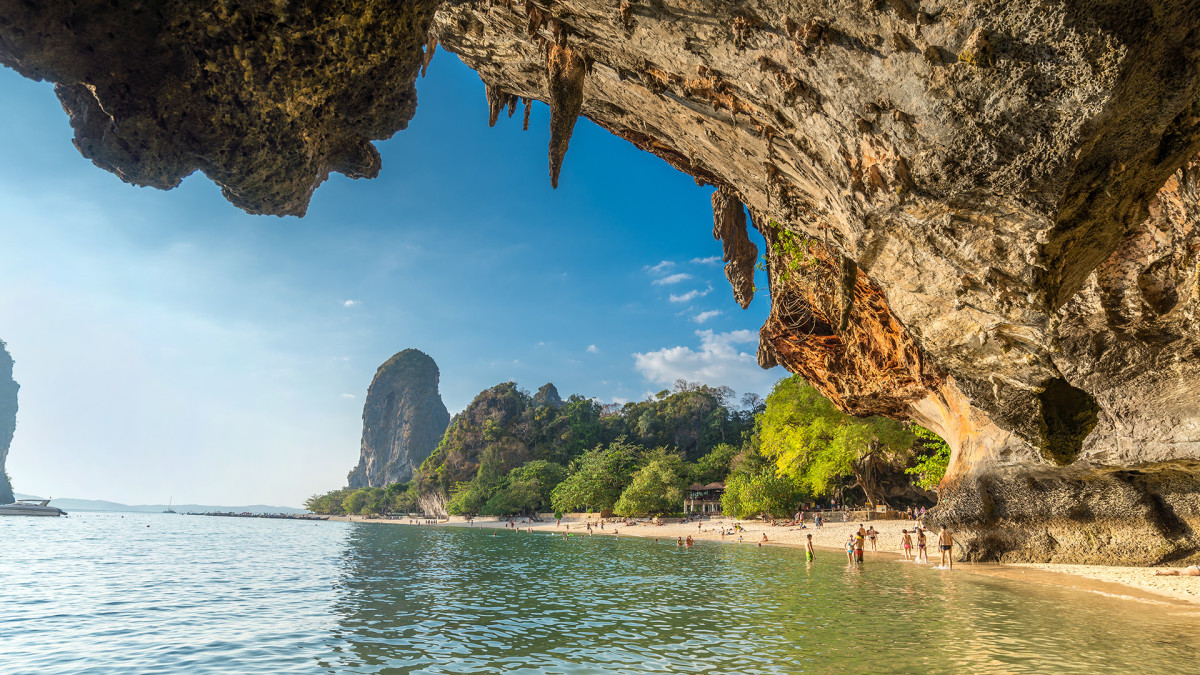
(546, 42, 586, 189)
(347, 349, 450, 489)
(0, 341, 18, 505)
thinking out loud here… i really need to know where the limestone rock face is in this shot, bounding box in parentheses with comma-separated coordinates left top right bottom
(0, 0, 438, 216)
(4, 1, 1200, 562)
(0, 341, 18, 505)
(347, 349, 450, 489)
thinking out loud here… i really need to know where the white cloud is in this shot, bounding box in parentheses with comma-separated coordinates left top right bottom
(669, 288, 710, 303)
(586, 344, 599, 353)
(647, 260, 676, 275)
(652, 272, 692, 285)
(633, 329, 782, 394)
(692, 310, 722, 323)
(341, 393, 356, 399)
(611, 397, 629, 405)
(343, 299, 359, 307)
(691, 255, 722, 265)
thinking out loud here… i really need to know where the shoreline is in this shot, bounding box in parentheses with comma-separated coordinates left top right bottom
(330, 514, 1200, 608)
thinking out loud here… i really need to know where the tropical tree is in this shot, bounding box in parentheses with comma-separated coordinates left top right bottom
(757, 375, 917, 506)
(550, 438, 641, 513)
(721, 469, 806, 519)
(481, 460, 567, 515)
(905, 425, 951, 491)
(614, 450, 688, 516)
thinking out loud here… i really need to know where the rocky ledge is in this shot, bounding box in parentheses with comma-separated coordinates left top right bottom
(2, 1, 1198, 563)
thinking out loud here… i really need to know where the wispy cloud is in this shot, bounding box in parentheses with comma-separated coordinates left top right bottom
(652, 272, 692, 286)
(633, 329, 780, 395)
(692, 310, 722, 323)
(586, 344, 599, 353)
(341, 393, 356, 399)
(343, 299, 360, 307)
(647, 260, 676, 275)
(669, 288, 710, 303)
(611, 397, 629, 405)
(691, 255, 722, 265)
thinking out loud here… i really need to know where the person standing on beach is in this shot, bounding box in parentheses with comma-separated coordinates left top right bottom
(938, 526, 954, 569)
(867, 525, 877, 551)
(854, 532, 865, 563)
(805, 534, 815, 562)
(845, 536, 855, 563)
(916, 528, 928, 563)
(901, 530, 913, 561)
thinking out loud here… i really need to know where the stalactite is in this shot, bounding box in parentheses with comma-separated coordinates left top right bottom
(546, 43, 587, 188)
(711, 188, 758, 309)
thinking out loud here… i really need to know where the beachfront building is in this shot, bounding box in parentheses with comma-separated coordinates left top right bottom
(685, 482, 725, 514)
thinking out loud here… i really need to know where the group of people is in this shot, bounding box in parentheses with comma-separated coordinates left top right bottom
(819, 523, 955, 569)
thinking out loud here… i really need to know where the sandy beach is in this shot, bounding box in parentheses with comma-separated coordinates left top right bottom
(334, 513, 1200, 608)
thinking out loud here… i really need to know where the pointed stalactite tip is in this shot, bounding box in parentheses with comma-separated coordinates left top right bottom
(546, 43, 587, 189)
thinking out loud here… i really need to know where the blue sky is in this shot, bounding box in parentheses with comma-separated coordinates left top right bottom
(0, 53, 783, 506)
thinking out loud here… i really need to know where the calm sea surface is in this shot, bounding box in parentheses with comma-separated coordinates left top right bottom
(1, 512, 1197, 674)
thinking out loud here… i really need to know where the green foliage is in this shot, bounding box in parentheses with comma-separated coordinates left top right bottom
(689, 442, 739, 486)
(481, 460, 567, 516)
(305, 482, 419, 516)
(905, 425, 951, 491)
(757, 375, 916, 503)
(720, 466, 806, 519)
(413, 379, 758, 510)
(550, 439, 641, 514)
(766, 220, 818, 285)
(614, 449, 688, 516)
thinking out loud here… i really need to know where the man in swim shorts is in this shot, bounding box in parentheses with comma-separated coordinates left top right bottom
(805, 534, 815, 562)
(938, 526, 954, 569)
(854, 532, 865, 563)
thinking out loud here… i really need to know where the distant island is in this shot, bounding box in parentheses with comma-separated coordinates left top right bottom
(13, 494, 309, 515)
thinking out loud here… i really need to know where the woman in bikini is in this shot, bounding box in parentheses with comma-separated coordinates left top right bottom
(901, 529, 913, 561)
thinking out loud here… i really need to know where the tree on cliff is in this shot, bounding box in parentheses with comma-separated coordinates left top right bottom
(757, 375, 917, 507)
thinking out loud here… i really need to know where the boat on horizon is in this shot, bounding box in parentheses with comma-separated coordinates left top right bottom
(163, 497, 177, 514)
(0, 499, 68, 517)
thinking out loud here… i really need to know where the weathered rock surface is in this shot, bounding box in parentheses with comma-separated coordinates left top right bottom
(3, 1, 1200, 563)
(0, 341, 18, 505)
(347, 349, 450, 488)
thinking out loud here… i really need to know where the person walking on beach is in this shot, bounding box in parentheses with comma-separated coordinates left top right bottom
(938, 526, 954, 569)
(867, 525, 877, 551)
(853, 530, 865, 563)
(916, 527, 928, 563)
(845, 536, 855, 563)
(805, 534, 815, 562)
(901, 529, 913, 560)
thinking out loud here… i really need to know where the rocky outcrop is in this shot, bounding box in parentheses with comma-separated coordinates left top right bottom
(3, 1, 1200, 563)
(0, 341, 18, 505)
(347, 349, 450, 488)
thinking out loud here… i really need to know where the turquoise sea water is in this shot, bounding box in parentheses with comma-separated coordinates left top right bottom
(1, 513, 1197, 674)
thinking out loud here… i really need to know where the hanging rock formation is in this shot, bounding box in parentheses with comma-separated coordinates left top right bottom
(347, 349, 450, 489)
(3, 1, 1200, 563)
(0, 341, 18, 505)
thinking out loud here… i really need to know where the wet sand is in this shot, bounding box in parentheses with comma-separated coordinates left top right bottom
(334, 514, 1200, 607)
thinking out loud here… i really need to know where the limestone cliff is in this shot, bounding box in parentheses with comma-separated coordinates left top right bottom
(3, 1, 1200, 564)
(347, 349, 450, 488)
(0, 341, 18, 505)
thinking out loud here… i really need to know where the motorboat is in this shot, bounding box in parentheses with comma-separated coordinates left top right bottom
(0, 499, 68, 516)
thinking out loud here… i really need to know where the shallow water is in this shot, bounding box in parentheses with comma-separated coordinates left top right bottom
(1, 513, 1197, 674)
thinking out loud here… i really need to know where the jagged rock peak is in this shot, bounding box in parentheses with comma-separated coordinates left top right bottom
(0, 341, 19, 505)
(347, 349, 450, 489)
(533, 383, 564, 409)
